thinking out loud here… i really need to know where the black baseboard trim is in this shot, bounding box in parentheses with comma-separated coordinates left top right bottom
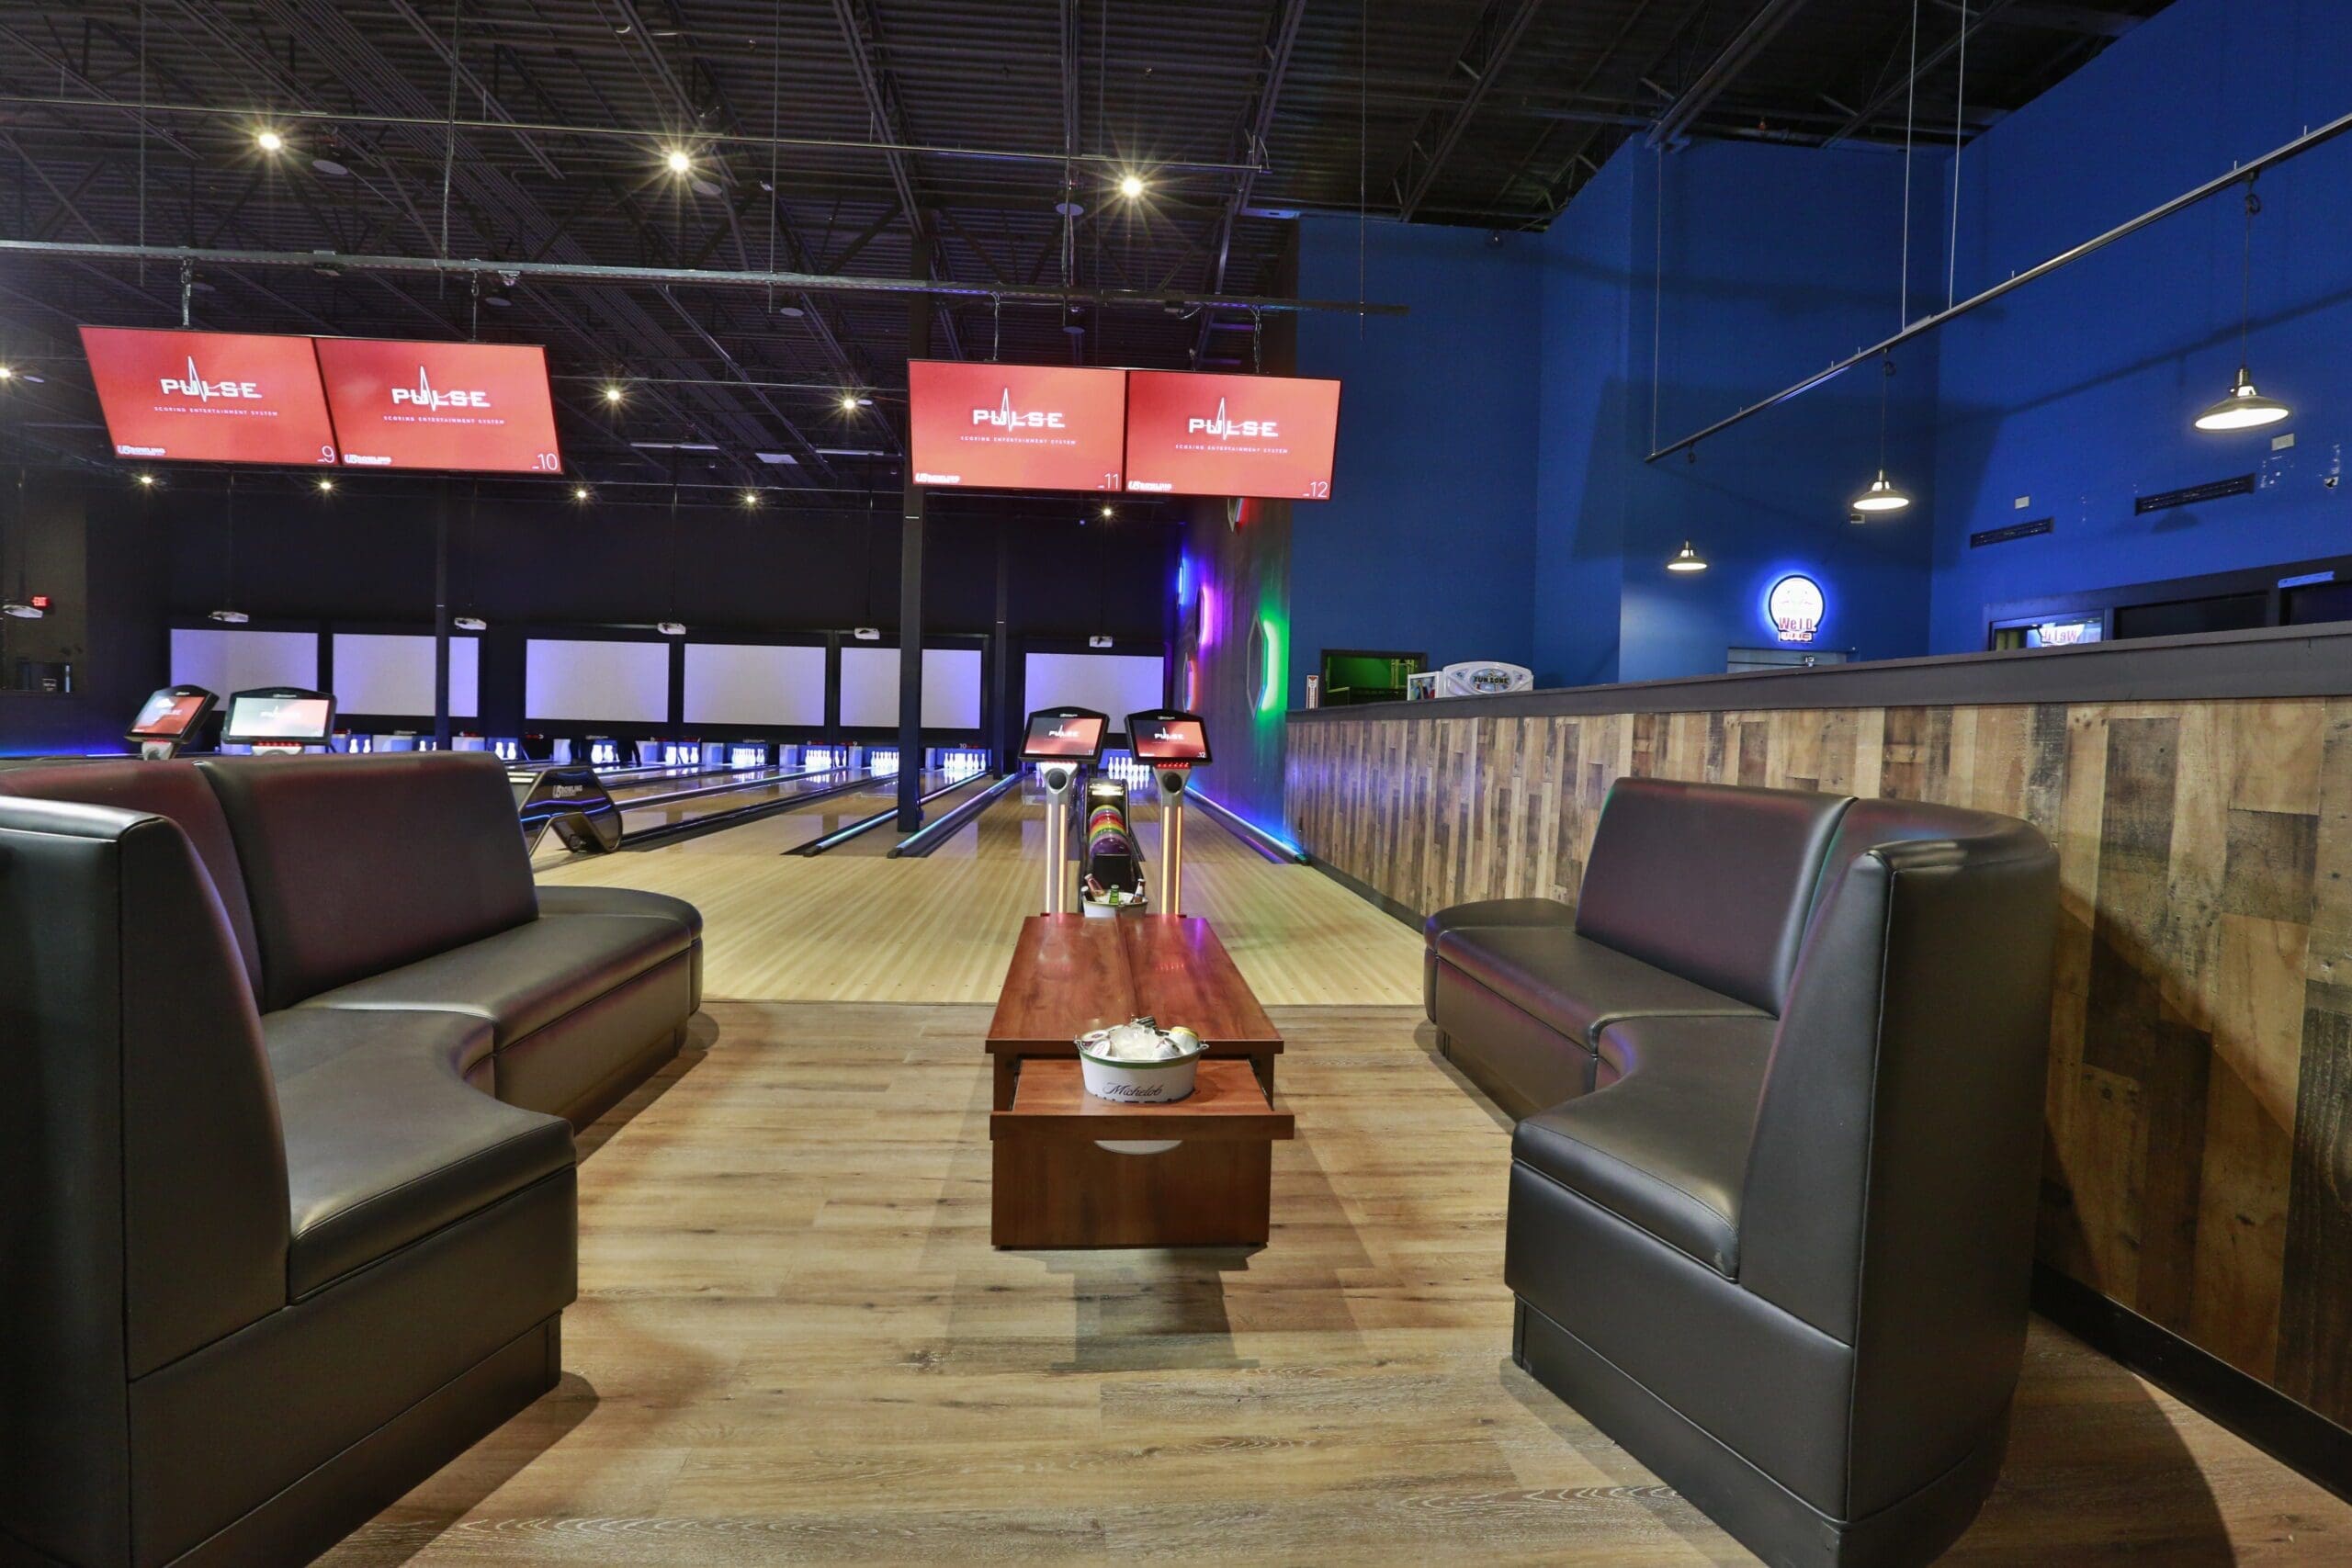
(1305, 854, 1425, 933)
(2031, 1263, 2352, 1501)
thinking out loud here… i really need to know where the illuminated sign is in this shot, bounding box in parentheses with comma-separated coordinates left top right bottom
(80, 326, 342, 465)
(1124, 370, 1340, 501)
(1767, 574, 1826, 644)
(315, 337, 561, 473)
(909, 361, 1126, 491)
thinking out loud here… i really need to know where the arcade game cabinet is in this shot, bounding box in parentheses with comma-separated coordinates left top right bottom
(1125, 710, 1212, 917)
(126, 684, 218, 760)
(221, 687, 336, 755)
(1019, 705, 1108, 916)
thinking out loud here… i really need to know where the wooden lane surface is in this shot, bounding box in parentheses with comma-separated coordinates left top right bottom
(328, 1000, 2352, 1566)
(537, 789, 1423, 1008)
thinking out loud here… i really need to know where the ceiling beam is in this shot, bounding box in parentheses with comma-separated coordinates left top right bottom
(1825, 0, 2021, 146)
(0, 237, 1409, 318)
(830, 0, 964, 360)
(1192, 0, 1308, 367)
(1646, 0, 1815, 147)
(1932, 0, 2140, 39)
(1394, 0, 1546, 221)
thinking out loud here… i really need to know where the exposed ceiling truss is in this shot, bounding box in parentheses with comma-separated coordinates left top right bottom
(0, 0, 2168, 486)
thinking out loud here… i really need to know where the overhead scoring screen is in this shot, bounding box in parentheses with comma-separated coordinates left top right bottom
(315, 337, 562, 473)
(1124, 370, 1340, 500)
(909, 361, 1126, 491)
(79, 326, 342, 466)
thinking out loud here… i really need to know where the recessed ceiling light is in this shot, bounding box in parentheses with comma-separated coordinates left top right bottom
(664, 149, 692, 175)
(256, 130, 285, 154)
(1118, 174, 1146, 199)
(136, 472, 157, 488)
(603, 384, 625, 404)
(315, 477, 335, 493)
(572, 485, 592, 501)
(741, 489, 761, 507)
(840, 393, 860, 412)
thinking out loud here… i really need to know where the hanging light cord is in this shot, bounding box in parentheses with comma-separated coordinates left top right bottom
(2237, 177, 2261, 373)
(1948, 0, 1967, 310)
(1879, 355, 1895, 468)
(1896, 0, 1919, 329)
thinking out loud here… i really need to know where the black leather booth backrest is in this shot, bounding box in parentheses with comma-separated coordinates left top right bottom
(1736, 798, 2058, 1518)
(0, 798, 290, 1567)
(0, 760, 266, 992)
(1574, 777, 1853, 1015)
(199, 753, 538, 1012)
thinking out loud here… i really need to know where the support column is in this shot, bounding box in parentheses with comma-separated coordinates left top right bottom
(433, 481, 452, 749)
(897, 293, 932, 830)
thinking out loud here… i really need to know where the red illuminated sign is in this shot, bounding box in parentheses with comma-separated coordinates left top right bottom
(79, 326, 342, 466)
(1123, 370, 1340, 501)
(909, 361, 1126, 491)
(315, 338, 562, 474)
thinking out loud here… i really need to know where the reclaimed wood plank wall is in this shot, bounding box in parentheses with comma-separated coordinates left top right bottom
(1287, 701, 2352, 1430)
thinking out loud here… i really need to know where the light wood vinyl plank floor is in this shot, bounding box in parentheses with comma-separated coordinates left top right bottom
(325, 1002, 2352, 1566)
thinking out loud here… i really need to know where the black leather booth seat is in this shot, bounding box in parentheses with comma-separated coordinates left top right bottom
(1430, 781, 2059, 1568)
(0, 753, 702, 1568)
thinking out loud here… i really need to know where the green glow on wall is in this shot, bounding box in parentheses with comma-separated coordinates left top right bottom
(1254, 614, 1284, 714)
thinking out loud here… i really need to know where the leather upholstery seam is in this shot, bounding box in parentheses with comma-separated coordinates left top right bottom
(291, 1117, 568, 1262)
(1836, 853, 1902, 1517)
(153, 1314, 562, 1568)
(1516, 1297, 1849, 1522)
(1513, 1156, 1736, 1279)
(288, 1165, 575, 1304)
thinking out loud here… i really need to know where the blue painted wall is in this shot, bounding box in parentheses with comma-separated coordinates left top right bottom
(1582, 138, 1940, 682)
(1294, 218, 1541, 704)
(1928, 0, 2352, 650)
(1261, 0, 2351, 701)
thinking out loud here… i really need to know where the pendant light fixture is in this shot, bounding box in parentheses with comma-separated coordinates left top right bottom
(2195, 177, 2291, 433)
(1850, 355, 1913, 517)
(1666, 540, 1709, 573)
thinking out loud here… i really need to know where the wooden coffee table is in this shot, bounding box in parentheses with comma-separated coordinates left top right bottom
(985, 914, 1290, 1248)
(990, 1058, 1295, 1248)
(985, 914, 1283, 1111)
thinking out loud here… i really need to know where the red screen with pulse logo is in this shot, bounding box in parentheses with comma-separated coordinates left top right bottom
(1123, 370, 1340, 501)
(909, 361, 1127, 492)
(79, 326, 342, 466)
(314, 337, 562, 474)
